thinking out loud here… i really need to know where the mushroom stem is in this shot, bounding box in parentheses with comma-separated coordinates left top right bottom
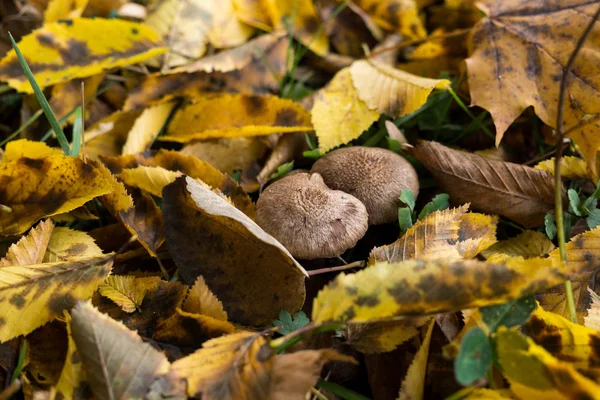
(307, 260, 366, 276)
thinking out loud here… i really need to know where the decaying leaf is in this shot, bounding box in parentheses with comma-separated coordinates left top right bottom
(346, 318, 430, 354)
(354, 0, 426, 39)
(0, 18, 166, 92)
(349, 60, 450, 117)
(70, 301, 173, 399)
(0, 154, 114, 235)
(84, 110, 143, 159)
(162, 176, 306, 326)
(535, 156, 592, 182)
(121, 101, 175, 155)
(183, 276, 228, 321)
(414, 141, 559, 227)
(398, 319, 435, 400)
(160, 94, 312, 142)
(98, 275, 161, 313)
(0, 219, 53, 267)
(482, 230, 555, 260)
(1, 139, 63, 164)
(311, 68, 379, 152)
(120, 166, 182, 198)
(43, 225, 105, 262)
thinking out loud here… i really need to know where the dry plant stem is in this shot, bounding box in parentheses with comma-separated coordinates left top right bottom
(307, 260, 365, 276)
(368, 28, 470, 59)
(554, 3, 600, 324)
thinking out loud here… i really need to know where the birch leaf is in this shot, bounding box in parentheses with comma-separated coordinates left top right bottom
(1, 139, 62, 164)
(121, 101, 175, 155)
(482, 230, 555, 260)
(183, 276, 228, 321)
(98, 276, 161, 313)
(0, 18, 166, 93)
(0, 219, 54, 267)
(70, 301, 172, 400)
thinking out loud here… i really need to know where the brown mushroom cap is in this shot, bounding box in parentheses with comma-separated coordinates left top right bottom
(311, 146, 419, 225)
(256, 172, 369, 259)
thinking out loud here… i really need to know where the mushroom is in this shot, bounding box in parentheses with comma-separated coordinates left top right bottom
(311, 146, 419, 225)
(256, 172, 369, 259)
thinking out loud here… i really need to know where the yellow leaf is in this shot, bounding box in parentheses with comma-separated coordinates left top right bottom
(163, 176, 306, 326)
(70, 301, 173, 399)
(98, 275, 161, 313)
(535, 156, 592, 181)
(183, 276, 228, 321)
(496, 328, 600, 400)
(43, 226, 104, 262)
(232, 0, 272, 31)
(398, 319, 435, 400)
(354, 0, 426, 39)
(0, 255, 113, 342)
(120, 166, 182, 198)
(160, 94, 312, 142)
(311, 68, 379, 152)
(49, 74, 103, 123)
(122, 101, 175, 155)
(448, 388, 514, 399)
(55, 312, 87, 400)
(0, 18, 166, 93)
(263, 0, 328, 56)
(0, 220, 54, 267)
(1, 139, 62, 164)
(44, 0, 89, 22)
(346, 319, 425, 354)
(84, 110, 142, 159)
(95, 160, 134, 214)
(206, 0, 255, 49)
(455, 212, 497, 259)
(482, 230, 555, 260)
(0, 155, 113, 235)
(350, 60, 450, 117)
(154, 307, 235, 345)
(524, 306, 600, 380)
(585, 289, 600, 332)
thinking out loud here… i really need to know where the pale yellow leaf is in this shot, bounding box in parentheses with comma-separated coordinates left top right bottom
(0, 219, 54, 267)
(398, 318, 435, 400)
(121, 101, 175, 155)
(482, 230, 555, 260)
(120, 165, 182, 198)
(1, 139, 62, 164)
(535, 156, 592, 181)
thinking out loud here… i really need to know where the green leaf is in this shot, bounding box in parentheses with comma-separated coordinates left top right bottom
(418, 193, 450, 220)
(273, 310, 310, 335)
(480, 295, 536, 332)
(544, 214, 556, 240)
(70, 106, 83, 156)
(270, 161, 295, 180)
(399, 189, 415, 211)
(398, 207, 413, 232)
(587, 209, 600, 229)
(8, 32, 70, 155)
(455, 327, 492, 386)
(568, 189, 582, 216)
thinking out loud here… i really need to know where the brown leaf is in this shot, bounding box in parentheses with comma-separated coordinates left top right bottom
(413, 141, 560, 227)
(162, 176, 306, 326)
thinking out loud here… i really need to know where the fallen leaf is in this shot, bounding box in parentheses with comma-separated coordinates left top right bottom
(84, 110, 142, 159)
(1, 139, 62, 164)
(44, 0, 89, 22)
(311, 68, 379, 152)
(162, 176, 306, 326)
(183, 276, 228, 321)
(398, 319, 435, 400)
(49, 74, 103, 123)
(349, 60, 450, 117)
(585, 289, 600, 332)
(121, 101, 175, 155)
(55, 313, 88, 400)
(160, 94, 312, 142)
(346, 318, 429, 354)
(0, 18, 166, 93)
(0, 155, 113, 235)
(98, 275, 161, 313)
(43, 225, 105, 262)
(354, 0, 426, 39)
(119, 187, 166, 257)
(153, 307, 236, 346)
(120, 166, 182, 198)
(482, 230, 555, 260)
(0, 219, 54, 267)
(535, 156, 592, 181)
(70, 301, 173, 399)
(414, 141, 559, 228)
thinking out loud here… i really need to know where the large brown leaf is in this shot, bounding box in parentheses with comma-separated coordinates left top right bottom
(465, 0, 600, 168)
(413, 141, 559, 227)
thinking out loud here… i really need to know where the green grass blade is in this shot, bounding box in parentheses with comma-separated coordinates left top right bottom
(8, 32, 70, 155)
(70, 106, 83, 156)
(10, 339, 28, 382)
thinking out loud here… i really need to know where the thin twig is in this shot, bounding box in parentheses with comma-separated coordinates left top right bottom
(308, 260, 365, 276)
(554, 3, 600, 324)
(368, 28, 470, 59)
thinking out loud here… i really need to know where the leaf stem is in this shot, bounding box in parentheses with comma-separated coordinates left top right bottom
(308, 260, 365, 276)
(554, 3, 600, 324)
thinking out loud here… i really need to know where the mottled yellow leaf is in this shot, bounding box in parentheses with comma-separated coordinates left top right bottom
(0, 155, 113, 235)
(120, 166, 182, 198)
(0, 220, 54, 267)
(231, 0, 272, 31)
(311, 68, 379, 152)
(482, 230, 555, 260)
(585, 289, 600, 332)
(0, 255, 113, 342)
(163, 176, 305, 326)
(497, 328, 600, 400)
(99, 275, 161, 313)
(263, 0, 328, 56)
(455, 212, 497, 259)
(1, 139, 62, 164)
(183, 276, 228, 321)
(160, 94, 312, 142)
(122, 101, 175, 155)
(398, 319, 435, 400)
(354, 0, 426, 39)
(350, 60, 450, 117)
(535, 156, 592, 181)
(0, 18, 166, 93)
(43, 226, 104, 262)
(44, 0, 89, 22)
(70, 301, 172, 399)
(346, 319, 424, 354)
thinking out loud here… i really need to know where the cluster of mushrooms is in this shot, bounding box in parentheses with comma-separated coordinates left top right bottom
(256, 146, 419, 260)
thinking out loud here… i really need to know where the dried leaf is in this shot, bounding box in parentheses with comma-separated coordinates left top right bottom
(0, 219, 54, 267)
(312, 68, 379, 152)
(153, 307, 236, 346)
(350, 60, 450, 117)
(183, 276, 228, 321)
(346, 318, 429, 354)
(162, 176, 306, 326)
(70, 301, 172, 400)
(231, 0, 272, 31)
(0, 155, 113, 235)
(354, 0, 426, 39)
(535, 156, 592, 181)
(98, 275, 161, 313)
(121, 101, 175, 155)
(1, 139, 62, 164)
(397, 319, 435, 400)
(160, 94, 312, 142)
(0, 18, 166, 93)
(119, 187, 165, 257)
(585, 289, 600, 332)
(120, 166, 182, 198)
(414, 141, 559, 227)
(482, 230, 555, 260)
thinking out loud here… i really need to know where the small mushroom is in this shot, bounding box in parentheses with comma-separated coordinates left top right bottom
(311, 146, 419, 225)
(256, 172, 368, 259)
